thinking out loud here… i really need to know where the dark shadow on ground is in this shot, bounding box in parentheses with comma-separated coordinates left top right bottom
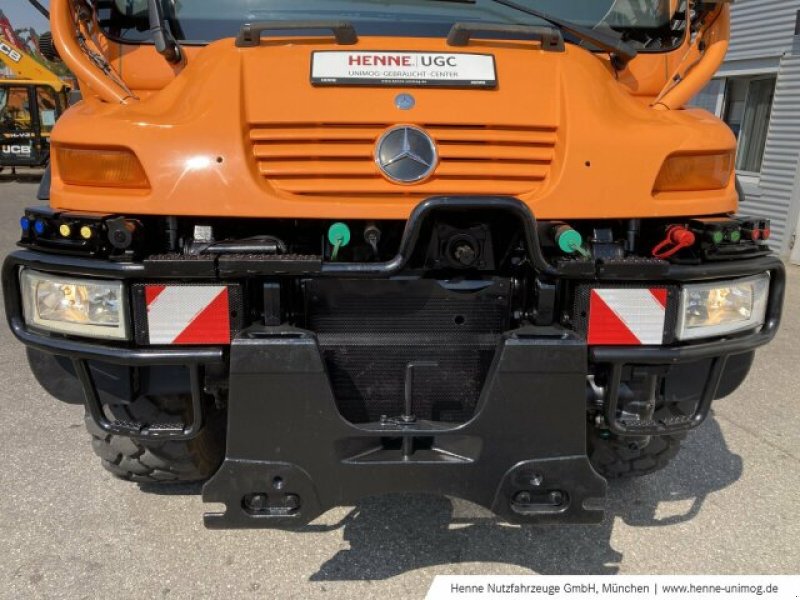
(139, 481, 203, 495)
(305, 414, 741, 579)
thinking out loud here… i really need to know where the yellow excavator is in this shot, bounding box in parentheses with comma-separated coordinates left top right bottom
(1, 8, 70, 170)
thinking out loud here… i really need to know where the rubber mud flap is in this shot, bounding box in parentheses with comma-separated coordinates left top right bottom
(202, 326, 606, 528)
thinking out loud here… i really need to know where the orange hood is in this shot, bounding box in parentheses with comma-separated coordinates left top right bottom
(50, 36, 737, 220)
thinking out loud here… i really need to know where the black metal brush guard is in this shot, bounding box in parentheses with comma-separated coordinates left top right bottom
(76, 359, 206, 440)
(599, 356, 726, 436)
(202, 326, 607, 528)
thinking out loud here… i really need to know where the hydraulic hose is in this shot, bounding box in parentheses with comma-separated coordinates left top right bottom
(50, 0, 135, 104)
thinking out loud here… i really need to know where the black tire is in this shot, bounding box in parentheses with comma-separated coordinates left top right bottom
(85, 394, 225, 483)
(588, 431, 685, 479)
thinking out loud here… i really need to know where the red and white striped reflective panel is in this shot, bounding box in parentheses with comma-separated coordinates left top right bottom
(145, 285, 231, 345)
(588, 288, 667, 346)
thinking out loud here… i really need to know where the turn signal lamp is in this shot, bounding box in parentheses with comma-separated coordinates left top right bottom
(653, 152, 734, 193)
(55, 146, 150, 189)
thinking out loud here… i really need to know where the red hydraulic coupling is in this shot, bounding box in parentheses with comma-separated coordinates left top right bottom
(652, 225, 696, 259)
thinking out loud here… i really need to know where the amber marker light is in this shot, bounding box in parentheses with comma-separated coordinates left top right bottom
(653, 152, 734, 193)
(55, 146, 150, 189)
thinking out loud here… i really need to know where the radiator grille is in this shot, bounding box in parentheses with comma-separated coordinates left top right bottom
(307, 279, 509, 424)
(318, 333, 498, 423)
(307, 279, 511, 335)
(249, 123, 557, 197)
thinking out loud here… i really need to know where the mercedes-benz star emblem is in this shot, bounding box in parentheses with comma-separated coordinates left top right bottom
(375, 125, 438, 184)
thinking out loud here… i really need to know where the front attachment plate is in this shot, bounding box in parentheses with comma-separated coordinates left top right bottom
(202, 327, 606, 528)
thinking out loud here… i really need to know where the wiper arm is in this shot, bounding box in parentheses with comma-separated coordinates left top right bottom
(148, 0, 183, 65)
(489, 0, 637, 69)
(26, 0, 49, 19)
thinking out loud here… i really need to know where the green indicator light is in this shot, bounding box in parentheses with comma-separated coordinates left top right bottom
(327, 222, 351, 261)
(711, 230, 724, 245)
(729, 229, 742, 243)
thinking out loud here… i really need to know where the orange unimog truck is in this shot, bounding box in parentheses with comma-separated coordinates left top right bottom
(3, 0, 786, 528)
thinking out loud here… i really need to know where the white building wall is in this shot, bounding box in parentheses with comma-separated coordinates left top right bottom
(697, 0, 800, 255)
(727, 0, 800, 62)
(738, 53, 800, 252)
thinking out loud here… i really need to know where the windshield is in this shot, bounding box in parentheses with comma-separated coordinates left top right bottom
(98, 0, 683, 51)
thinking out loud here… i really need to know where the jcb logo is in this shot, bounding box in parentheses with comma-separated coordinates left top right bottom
(0, 42, 22, 63)
(2, 145, 32, 156)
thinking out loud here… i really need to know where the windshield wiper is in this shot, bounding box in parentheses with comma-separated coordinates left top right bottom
(489, 0, 637, 69)
(148, 0, 183, 65)
(26, 0, 49, 19)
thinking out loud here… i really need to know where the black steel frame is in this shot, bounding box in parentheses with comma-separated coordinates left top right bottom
(2, 205, 786, 442)
(2, 251, 225, 439)
(0, 196, 787, 526)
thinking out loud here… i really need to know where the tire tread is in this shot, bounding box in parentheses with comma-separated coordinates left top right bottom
(84, 394, 224, 484)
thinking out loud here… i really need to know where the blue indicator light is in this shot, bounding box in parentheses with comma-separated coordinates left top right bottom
(20, 217, 30, 233)
(34, 220, 46, 235)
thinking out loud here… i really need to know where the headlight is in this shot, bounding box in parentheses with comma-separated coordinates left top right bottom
(677, 274, 769, 341)
(20, 269, 128, 340)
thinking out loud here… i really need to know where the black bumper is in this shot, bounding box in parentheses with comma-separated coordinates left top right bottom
(4, 246, 785, 360)
(2, 240, 786, 527)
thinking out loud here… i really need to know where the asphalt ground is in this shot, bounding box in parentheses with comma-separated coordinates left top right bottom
(0, 173, 798, 599)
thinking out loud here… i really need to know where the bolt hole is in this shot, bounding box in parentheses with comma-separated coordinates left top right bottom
(230, 310, 238, 319)
(272, 476, 284, 490)
(454, 315, 466, 326)
(216, 156, 224, 163)
(585, 161, 591, 167)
